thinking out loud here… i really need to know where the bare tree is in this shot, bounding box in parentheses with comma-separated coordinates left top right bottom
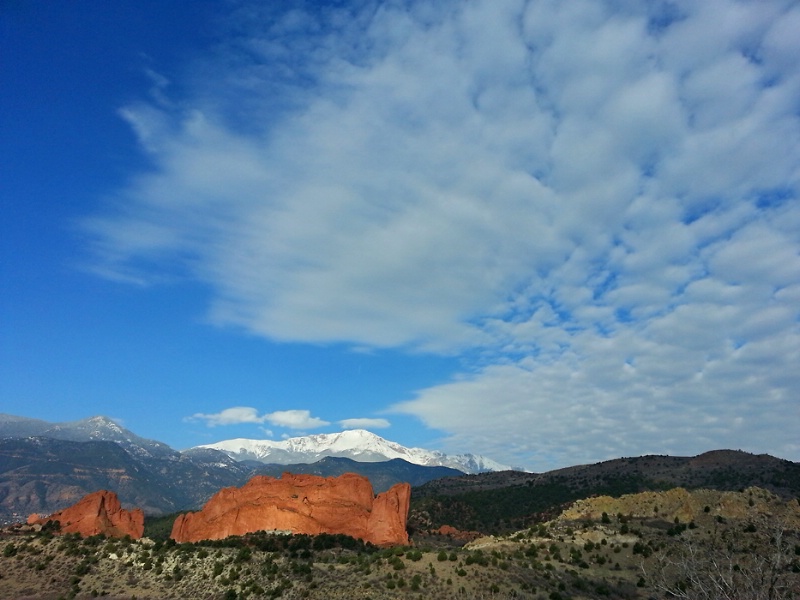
(643, 517, 799, 600)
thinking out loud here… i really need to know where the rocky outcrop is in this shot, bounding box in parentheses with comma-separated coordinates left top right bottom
(560, 486, 800, 527)
(434, 524, 482, 542)
(171, 473, 411, 546)
(27, 490, 144, 538)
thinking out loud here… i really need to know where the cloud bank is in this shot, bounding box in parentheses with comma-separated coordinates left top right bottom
(88, 0, 800, 470)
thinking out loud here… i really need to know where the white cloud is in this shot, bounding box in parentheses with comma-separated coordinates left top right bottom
(266, 410, 330, 429)
(188, 407, 329, 430)
(339, 418, 391, 430)
(188, 407, 265, 427)
(89, 0, 799, 469)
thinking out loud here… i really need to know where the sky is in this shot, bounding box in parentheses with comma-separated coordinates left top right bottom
(1, 0, 799, 472)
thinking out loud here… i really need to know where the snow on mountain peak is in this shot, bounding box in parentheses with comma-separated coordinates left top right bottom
(194, 430, 512, 474)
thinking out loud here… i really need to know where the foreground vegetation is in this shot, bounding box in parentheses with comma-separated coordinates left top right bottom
(2, 488, 798, 599)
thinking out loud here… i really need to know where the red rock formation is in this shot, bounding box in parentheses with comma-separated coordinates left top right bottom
(434, 524, 482, 542)
(171, 473, 411, 547)
(27, 490, 144, 539)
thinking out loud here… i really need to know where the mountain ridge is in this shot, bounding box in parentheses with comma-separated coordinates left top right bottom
(0, 414, 174, 460)
(194, 429, 512, 474)
(250, 456, 464, 491)
(0, 414, 511, 473)
(409, 448, 800, 535)
(3, 413, 800, 540)
(0, 414, 469, 524)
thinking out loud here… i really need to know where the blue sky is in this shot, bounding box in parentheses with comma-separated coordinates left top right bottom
(2, 0, 799, 472)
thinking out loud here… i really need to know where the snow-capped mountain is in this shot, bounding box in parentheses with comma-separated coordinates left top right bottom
(193, 429, 512, 474)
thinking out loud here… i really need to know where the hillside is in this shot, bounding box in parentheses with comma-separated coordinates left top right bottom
(410, 450, 800, 534)
(1, 486, 797, 599)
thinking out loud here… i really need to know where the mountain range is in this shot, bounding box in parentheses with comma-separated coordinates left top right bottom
(0, 414, 176, 459)
(197, 429, 512, 473)
(3, 413, 799, 540)
(0, 414, 473, 524)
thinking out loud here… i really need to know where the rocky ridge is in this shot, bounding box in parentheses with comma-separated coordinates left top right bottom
(561, 485, 800, 527)
(27, 490, 144, 538)
(171, 472, 411, 547)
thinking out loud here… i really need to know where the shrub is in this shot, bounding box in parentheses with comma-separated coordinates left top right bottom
(234, 547, 252, 563)
(411, 574, 422, 591)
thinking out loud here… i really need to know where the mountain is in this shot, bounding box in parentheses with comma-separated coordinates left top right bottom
(7, 412, 798, 542)
(0, 437, 174, 521)
(0, 414, 53, 437)
(0, 416, 252, 524)
(250, 456, 464, 493)
(409, 449, 800, 535)
(0, 415, 467, 524)
(0, 414, 174, 460)
(194, 429, 512, 474)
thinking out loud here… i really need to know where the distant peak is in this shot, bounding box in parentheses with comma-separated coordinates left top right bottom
(338, 429, 381, 438)
(88, 415, 113, 424)
(88, 415, 118, 423)
(316, 429, 375, 437)
(195, 429, 512, 473)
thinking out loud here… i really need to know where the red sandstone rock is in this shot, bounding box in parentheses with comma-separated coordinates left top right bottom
(28, 490, 144, 539)
(435, 524, 482, 542)
(171, 473, 411, 547)
(437, 524, 460, 536)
